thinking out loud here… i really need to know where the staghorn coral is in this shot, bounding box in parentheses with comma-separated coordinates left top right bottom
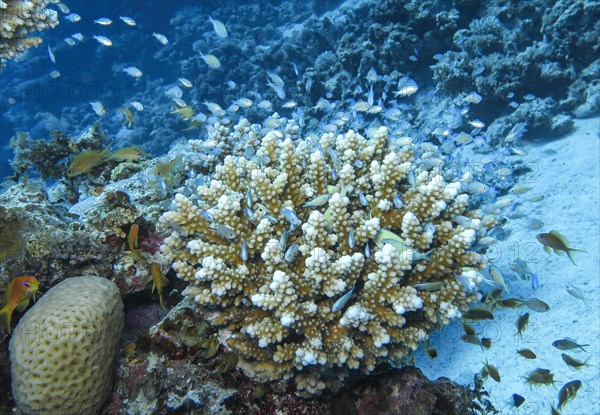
(0, 0, 60, 67)
(160, 120, 496, 395)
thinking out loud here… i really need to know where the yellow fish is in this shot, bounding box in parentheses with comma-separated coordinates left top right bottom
(109, 146, 144, 162)
(152, 156, 182, 177)
(68, 148, 112, 177)
(170, 104, 195, 121)
(144, 263, 169, 310)
(0, 276, 39, 333)
(199, 52, 221, 69)
(128, 224, 139, 252)
(117, 107, 135, 128)
(536, 230, 587, 265)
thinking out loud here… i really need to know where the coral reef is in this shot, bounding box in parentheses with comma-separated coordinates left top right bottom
(0, 181, 116, 288)
(0, 0, 60, 67)
(431, 0, 600, 141)
(106, 299, 487, 414)
(160, 118, 496, 395)
(10, 276, 123, 415)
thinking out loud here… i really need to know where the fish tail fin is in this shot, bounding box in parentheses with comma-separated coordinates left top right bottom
(0, 307, 12, 334)
(566, 248, 586, 266)
(531, 273, 539, 290)
(158, 292, 167, 311)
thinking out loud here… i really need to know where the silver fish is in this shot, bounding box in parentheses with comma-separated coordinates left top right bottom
(565, 285, 587, 302)
(508, 256, 539, 291)
(94, 17, 112, 25)
(348, 227, 355, 249)
(119, 16, 137, 26)
(152, 32, 169, 45)
(465, 181, 489, 194)
(93, 35, 113, 46)
(524, 218, 544, 230)
(489, 264, 509, 293)
(519, 297, 550, 312)
(48, 44, 55, 63)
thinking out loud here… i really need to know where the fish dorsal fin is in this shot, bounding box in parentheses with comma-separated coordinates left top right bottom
(550, 230, 569, 246)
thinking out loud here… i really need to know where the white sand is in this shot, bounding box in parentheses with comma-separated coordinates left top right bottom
(417, 117, 600, 414)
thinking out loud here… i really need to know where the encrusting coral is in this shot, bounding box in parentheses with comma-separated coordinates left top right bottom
(160, 119, 497, 395)
(0, 0, 60, 67)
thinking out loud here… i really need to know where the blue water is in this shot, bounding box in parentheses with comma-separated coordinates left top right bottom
(1, 0, 336, 178)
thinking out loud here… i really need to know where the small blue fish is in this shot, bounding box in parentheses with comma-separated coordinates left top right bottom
(332, 284, 355, 312)
(456, 274, 477, 293)
(244, 144, 255, 158)
(241, 239, 248, 261)
(246, 189, 253, 207)
(509, 258, 538, 289)
(407, 171, 416, 187)
(413, 282, 444, 291)
(524, 218, 544, 230)
(213, 224, 237, 240)
(424, 222, 436, 235)
(200, 210, 214, 221)
(264, 214, 278, 224)
(244, 207, 254, 221)
(280, 230, 290, 250)
(488, 226, 511, 241)
(281, 208, 300, 229)
(303, 194, 331, 207)
(284, 243, 299, 262)
(393, 194, 403, 209)
(364, 243, 370, 258)
(359, 191, 368, 206)
(348, 227, 355, 249)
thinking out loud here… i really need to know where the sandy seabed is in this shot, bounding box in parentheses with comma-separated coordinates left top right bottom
(417, 117, 600, 415)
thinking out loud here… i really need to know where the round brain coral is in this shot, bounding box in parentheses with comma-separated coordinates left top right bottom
(160, 122, 497, 395)
(9, 276, 124, 414)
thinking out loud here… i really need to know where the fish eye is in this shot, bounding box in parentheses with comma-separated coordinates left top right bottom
(23, 281, 30, 287)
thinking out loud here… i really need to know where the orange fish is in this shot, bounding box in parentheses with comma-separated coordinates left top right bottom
(0, 276, 40, 333)
(536, 230, 587, 266)
(145, 263, 168, 310)
(128, 224, 139, 252)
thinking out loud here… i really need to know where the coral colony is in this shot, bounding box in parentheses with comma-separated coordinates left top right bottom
(160, 121, 497, 394)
